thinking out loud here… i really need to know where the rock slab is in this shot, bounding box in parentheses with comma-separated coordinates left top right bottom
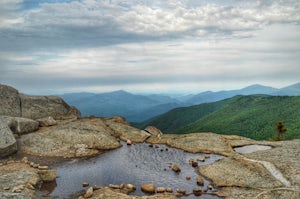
(0, 122, 17, 157)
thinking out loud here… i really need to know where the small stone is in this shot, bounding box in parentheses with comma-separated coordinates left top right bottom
(30, 162, 35, 167)
(192, 161, 198, 167)
(207, 184, 213, 190)
(149, 144, 153, 147)
(3, 187, 10, 190)
(141, 183, 155, 194)
(26, 183, 35, 190)
(120, 183, 125, 189)
(93, 185, 102, 190)
(172, 164, 181, 173)
(38, 165, 49, 170)
(160, 149, 164, 152)
(166, 187, 173, 193)
(197, 156, 205, 162)
(126, 139, 132, 145)
(205, 154, 210, 159)
(78, 196, 85, 199)
(109, 184, 120, 189)
(189, 159, 194, 165)
(28, 177, 40, 186)
(156, 187, 166, 193)
(82, 182, 89, 187)
(126, 184, 136, 190)
(186, 176, 191, 180)
(197, 176, 204, 186)
(193, 188, 202, 196)
(155, 145, 159, 148)
(176, 189, 186, 195)
(33, 163, 39, 168)
(84, 187, 93, 198)
(21, 157, 29, 164)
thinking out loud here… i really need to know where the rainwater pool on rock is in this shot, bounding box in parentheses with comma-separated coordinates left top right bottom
(40, 142, 223, 198)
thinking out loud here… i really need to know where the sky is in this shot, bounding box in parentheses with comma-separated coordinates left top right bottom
(0, 0, 300, 95)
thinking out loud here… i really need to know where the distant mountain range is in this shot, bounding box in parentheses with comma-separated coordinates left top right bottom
(183, 82, 300, 105)
(136, 95, 300, 140)
(60, 82, 300, 122)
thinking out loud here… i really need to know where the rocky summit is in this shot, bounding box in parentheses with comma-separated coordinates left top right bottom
(0, 84, 300, 199)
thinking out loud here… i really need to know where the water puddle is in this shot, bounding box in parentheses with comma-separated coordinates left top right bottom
(234, 144, 272, 154)
(39, 142, 223, 198)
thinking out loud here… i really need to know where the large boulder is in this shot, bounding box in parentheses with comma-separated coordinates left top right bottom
(0, 116, 39, 135)
(0, 121, 17, 157)
(105, 120, 150, 143)
(0, 84, 81, 120)
(0, 84, 21, 117)
(20, 94, 80, 120)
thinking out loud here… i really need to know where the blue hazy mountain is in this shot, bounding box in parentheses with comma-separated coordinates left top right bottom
(60, 82, 300, 122)
(60, 90, 186, 122)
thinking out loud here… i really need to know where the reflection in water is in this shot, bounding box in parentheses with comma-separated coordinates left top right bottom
(42, 142, 223, 198)
(40, 180, 57, 193)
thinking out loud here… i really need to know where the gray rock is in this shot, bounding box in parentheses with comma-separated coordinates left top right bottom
(0, 192, 31, 199)
(105, 120, 150, 143)
(20, 94, 80, 120)
(0, 84, 21, 117)
(36, 116, 57, 127)
(18, 118, 121, 157)
(0, 116, 39, 135)
(0, 121, 17, 157)
(144, 126, 163, 137)
(0, 162, 41, 198)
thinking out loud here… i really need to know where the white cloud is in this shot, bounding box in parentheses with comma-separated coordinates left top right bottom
(0, 0, 300, 94)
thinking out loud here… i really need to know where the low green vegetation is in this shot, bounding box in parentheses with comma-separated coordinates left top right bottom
(136, 95, 300, 140)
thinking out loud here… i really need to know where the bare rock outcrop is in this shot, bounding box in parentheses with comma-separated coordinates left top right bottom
(0, 162, 41, 198)
(18, 118, 122, 157)
(0, 84, 80, 120)
(0, 84, 21, 117)
(20, 94, 80, 120)
(0, 116, 39, 135)
(105, 120, 150, 143)
(0, 122, 17, 158)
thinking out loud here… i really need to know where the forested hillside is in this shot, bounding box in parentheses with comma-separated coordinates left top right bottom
(136, 95, 300, 140)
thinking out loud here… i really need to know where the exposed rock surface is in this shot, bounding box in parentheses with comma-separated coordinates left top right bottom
(0, 116, 39, 135)
(18, 118, 121, 157)
(0, 84, 21, 117)
(0, 121, 17, 157)
(36, 116, 57, 127)
(20, 94, 80, 120)
(0, 84, 80, 120)
(106, 120, 150, 142)
(165, 133, 234, 155)
(144, 126, 162, 137)
(199, 156, 283, 188)
(0, 162, 41, 198)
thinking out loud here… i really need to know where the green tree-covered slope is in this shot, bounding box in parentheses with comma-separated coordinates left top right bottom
(135, 97, 236, 132)
(136, 95, 300, 140)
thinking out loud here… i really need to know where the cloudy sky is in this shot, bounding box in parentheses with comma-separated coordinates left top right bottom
(0, 0, 300, 95)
